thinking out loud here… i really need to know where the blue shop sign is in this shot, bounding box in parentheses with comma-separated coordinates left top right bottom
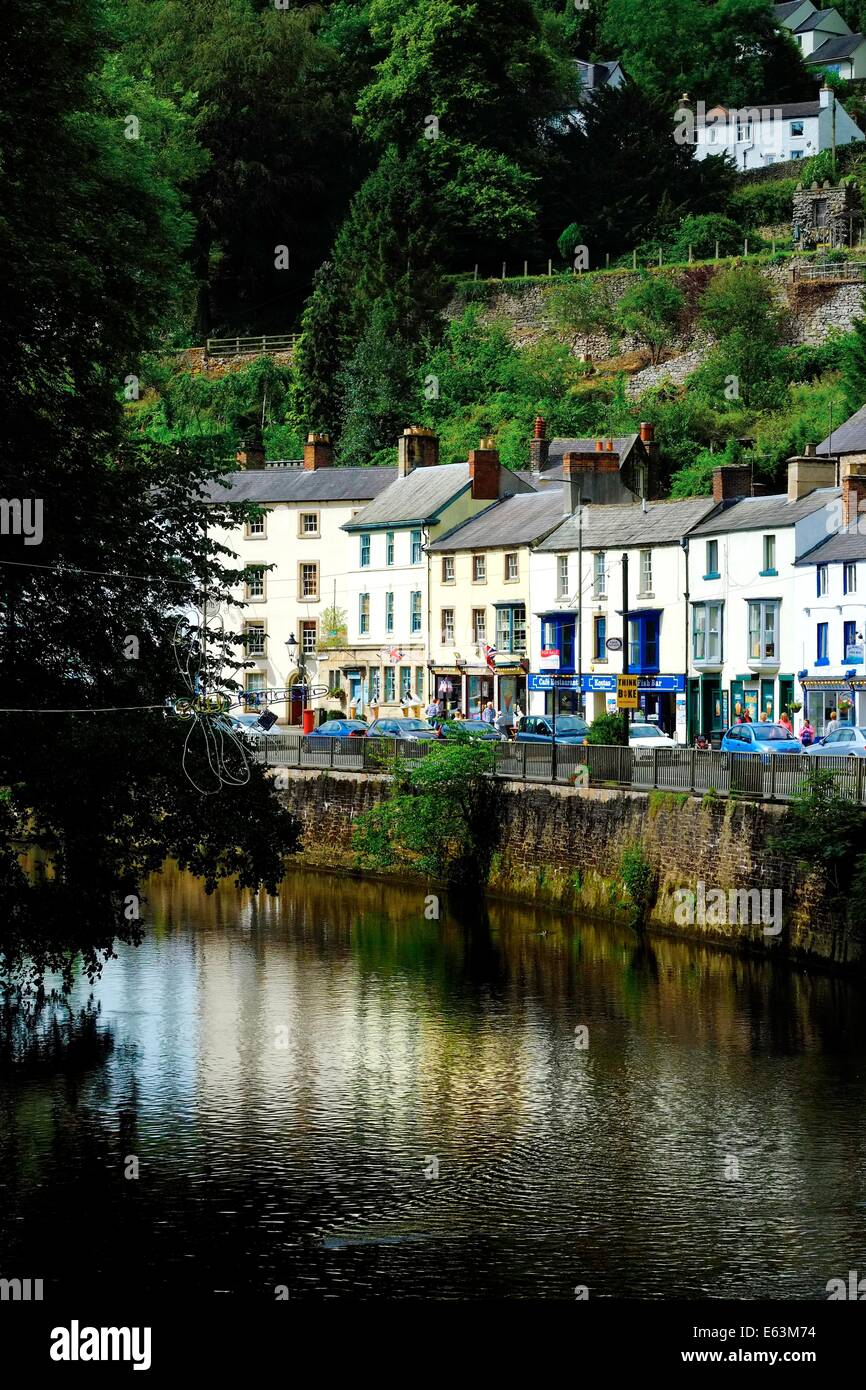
(529, 673, 684, 693)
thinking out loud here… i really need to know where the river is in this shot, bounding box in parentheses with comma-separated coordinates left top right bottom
(1, 864, 865, 1300)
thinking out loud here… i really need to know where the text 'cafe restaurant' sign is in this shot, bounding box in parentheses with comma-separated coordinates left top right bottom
(528, 673, 686, 693)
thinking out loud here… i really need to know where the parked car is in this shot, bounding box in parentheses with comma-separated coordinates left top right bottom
(216, 712, 271, 748)
(805, 726, 866, 758)
(436, 719, 507, 741)
(307, 719, 368, 738)
(720, 723, 802, 763)
(628, 724, 678, 760)
(514, 715, 590, 744)
(365, 717, 440, 741)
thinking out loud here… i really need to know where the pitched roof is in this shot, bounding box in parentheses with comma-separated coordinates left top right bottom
(697, 102, 820, 122)
(427, 488, 566, 551)
(795, 526, 866, 563)
(775, 0, 809, 18)
(206, 465, 396, 505)
(816, 402, 866, 454)
(342, 462, 529, 531)
(806, 31, 865, 59)
(689, 489, 839, 535)
(544, 436, 639, 476)
(794, 8, 846, 32)
(574, 59, 622, 90)
(536, 497, 718, 551)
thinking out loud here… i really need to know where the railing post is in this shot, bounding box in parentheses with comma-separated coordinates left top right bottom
(551, 738, 558, 784)
(522, 741, 528, 781)
(689, 748, 696, 793)
(858, 757, 865, 806)
(652, 746, 659, 789)
(330, 736, 336, 769)
(768, 753, 776, 801)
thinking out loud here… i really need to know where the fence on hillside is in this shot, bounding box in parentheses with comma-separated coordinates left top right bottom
(251, 735, 866, 804)
(205, 334, 299, 357)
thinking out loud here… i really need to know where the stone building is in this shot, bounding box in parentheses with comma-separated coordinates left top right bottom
(792, 179, 864, 249)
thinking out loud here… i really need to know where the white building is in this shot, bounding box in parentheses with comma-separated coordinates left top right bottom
(207, 437, 395, 724)
(529, 460, 717, 740)
(775, 1, 866, 81)
(686, 460, 840, 737)
(692, 89, 864, 172)
(794, 474, 866, 729)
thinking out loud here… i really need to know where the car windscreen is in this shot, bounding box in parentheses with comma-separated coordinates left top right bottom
(753, 725, 792, 741)
(555, 718, 588, 733)
(397, 719, 429, 730)
(630, 726, 662, 738)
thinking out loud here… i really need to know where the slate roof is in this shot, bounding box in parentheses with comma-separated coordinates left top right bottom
(575, 59, 622, 90)
(427, 488, 567, 551)
(697, 102, 820, 123)
(816, 402, 866, 454)
(342, 462, 530, 531)
(794, 9, 845, 32)
(775, 1, 810, 19)
(795, 527, 866, 563)
(806, 31, 865, 60)
(536, 497, 718, 552)
(206, 466, 396, 505)
(689, 488, 840, 535)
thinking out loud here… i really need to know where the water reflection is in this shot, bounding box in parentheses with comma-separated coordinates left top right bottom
(1, 864, 865, 1299)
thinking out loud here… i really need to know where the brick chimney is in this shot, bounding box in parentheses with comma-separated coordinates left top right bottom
(236, 438, 265, 470)
(303, 433, 333, 470)
(469, 437, 501, 500)
(530, 415, 549, 475)
(397, 426, 440, 478)
(562, 449, 618, 512)
(786, 449, 837, 501)
(842, 474, 866, 529)
(712, 463, 753, 504)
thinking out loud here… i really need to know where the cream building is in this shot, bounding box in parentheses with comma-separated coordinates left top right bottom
(340, 431, 534, 717)
(207, 436, 395, 724)
(427, 489, 565, 719)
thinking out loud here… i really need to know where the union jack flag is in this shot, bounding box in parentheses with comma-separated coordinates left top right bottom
(388, 647, 404, 662)
(482, 643, 497, 671)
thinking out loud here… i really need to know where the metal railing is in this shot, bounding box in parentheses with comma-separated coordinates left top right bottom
(205, 334, 299, 357)
(251, 736, 866, 803)
(791, 261, 866, 282)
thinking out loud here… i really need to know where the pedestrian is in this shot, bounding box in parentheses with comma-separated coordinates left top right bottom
(742, 708, 752, 723)
(779, 709, 793, 734)
(825, 709, 839, 737)
(512, 702, 523, 723)
(759, 710, 768, 722)
(695, 732, 711, 751)
(481, 701, 496, 726)
(800, 717, 815, 748)
(436, 696, 446, 719)
(494, 705, 512, 738)
(425, 698, 439, 727)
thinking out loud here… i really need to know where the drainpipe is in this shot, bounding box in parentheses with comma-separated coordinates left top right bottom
(682, 536, 690, 742)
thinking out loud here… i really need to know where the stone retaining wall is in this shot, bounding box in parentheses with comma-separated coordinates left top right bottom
(273, 770, 859, 969)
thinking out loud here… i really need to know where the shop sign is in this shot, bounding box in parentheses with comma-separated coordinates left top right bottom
(617, 674, 639, 710)
(539, 647, 560, 671)
(846, 643, 864, 664)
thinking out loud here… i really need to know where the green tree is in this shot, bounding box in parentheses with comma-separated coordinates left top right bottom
(841, 316, 866, 414)
(615, 274, 685, 363)
(0, 0, 298, 987)
(602, 0, 809, 108)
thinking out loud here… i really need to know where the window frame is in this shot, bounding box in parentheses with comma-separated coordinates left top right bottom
(298, 511, 320, 538)
(298, 560, 319, 601)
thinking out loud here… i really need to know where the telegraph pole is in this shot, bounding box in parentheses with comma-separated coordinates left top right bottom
(622, 551, 631, 728)
(577, 488, 584, 719)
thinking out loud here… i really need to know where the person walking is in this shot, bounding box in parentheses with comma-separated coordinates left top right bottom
(425, 698, 439, 727)
(481, 701, 496, 726)
(779, 709, 793, 734)
(494, 705, 512, 738)
(825, 710, 839, 737)
(512, 701, 523, 724)
(800, 717, 815, 748)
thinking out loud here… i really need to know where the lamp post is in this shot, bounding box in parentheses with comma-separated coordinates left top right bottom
(285, 633, 306, 727)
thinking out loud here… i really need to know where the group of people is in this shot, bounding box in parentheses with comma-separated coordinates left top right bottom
(694, 706, 842, 749)
(424, 697, 522, 736)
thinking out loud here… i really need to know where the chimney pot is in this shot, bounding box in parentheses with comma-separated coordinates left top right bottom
(639, 421, 654, 444)
(595, 439, 603, 452)
(303, 432, 333, 471)
(398, 425, 439, 477)
(606, 438, 614, 452)
(469, 441, 501, 500)
(533, 415, 546, 440)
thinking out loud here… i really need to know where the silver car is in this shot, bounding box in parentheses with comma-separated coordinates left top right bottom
(805, 726, 866, 758)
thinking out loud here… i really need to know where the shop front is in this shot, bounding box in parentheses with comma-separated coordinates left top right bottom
(494, 660, 528, 721)
(800, 675, 864, 733)
(465, 668, 495, 719)
(635, 675, 685, 738)
(431, 665, 464, 713)
(529, 673, 685, 736)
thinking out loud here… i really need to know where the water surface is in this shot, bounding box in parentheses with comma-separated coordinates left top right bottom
(1, 865, 865, 1300)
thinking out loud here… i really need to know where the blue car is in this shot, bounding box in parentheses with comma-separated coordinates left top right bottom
(720, 722, 803, 762)
(515, 714, 589, 745)
(307, 719, 368, 738)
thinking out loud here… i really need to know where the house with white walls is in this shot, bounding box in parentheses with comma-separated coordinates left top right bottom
(776, 2, 866, 79)
(530, 458, 717, 740)
(686, 458, 840, 738)
(206, 436, 395, 724)
(794, 474, 866, 729)
(340, 431, 534, 718)
(691, 89, 864, 172)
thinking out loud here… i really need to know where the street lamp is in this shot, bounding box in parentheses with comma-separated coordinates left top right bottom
(285, 633, 306, 725)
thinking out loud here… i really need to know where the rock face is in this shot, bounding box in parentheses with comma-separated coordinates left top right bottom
(273, 769, 862, 969)
(446, 257, 866, 367)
